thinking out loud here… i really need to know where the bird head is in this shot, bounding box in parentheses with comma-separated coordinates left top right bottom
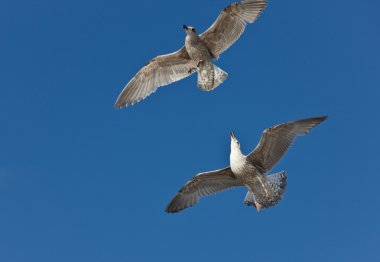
(230, 131, 241, 150)
(182, 25, 197, 35)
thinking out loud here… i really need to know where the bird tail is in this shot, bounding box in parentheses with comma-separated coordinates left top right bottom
(265, 171, 287, 194)
(245, 171, 287, 210)
(263, 171, 287, 207)
(197, 62, 228, 91)
(212, 64, 228, 89)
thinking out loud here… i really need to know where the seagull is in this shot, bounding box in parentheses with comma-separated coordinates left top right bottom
(165, 116, 327, 213)
(115, 0, 267, 108)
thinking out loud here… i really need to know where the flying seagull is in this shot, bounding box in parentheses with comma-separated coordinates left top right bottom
(166, 116, 327, 213)
(115, 0, 267, 108)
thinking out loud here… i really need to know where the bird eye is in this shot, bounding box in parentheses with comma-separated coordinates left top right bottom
(191, 28, 195, 32)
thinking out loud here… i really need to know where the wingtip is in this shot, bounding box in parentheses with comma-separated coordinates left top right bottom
(165, 194, 192, 214)
(313, 115, 328, 124)
(165, 206, 181, 214)
(165, 210, 177, 214)
(114, 100, 130, 110)
(297, 115, 328, 125)
(114, 99, 123, 109)
(165, 199, 178, 214)
(317, 115, 328, 121)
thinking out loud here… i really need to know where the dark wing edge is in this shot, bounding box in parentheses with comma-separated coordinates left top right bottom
(115, 47, 195, 108)
(165, 167, 242, 213)
(247, 116, 328, 173)
(200, 0, 267, 58)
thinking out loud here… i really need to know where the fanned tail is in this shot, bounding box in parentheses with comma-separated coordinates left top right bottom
(212, 64, 228, 89)
(265, 171, 287, 199)
(244, 171, 287, 210)
(197, 62, 228, 91)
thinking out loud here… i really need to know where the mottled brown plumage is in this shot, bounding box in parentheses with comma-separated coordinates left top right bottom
(115, 0, 267, 108)
(166, 116, 327, 213)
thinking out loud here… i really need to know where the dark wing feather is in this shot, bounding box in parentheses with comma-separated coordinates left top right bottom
(200, 0, 267, 58)
(247, 116, 327, 173)
(115, 47, 195, 108)
(165, 167, 243, 213)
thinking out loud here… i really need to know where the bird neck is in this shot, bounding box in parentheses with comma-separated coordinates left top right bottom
(185, 33, 200, 43)
(230, 147, 246, 172)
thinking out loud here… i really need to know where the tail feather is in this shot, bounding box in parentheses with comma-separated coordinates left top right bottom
(197, 63, 228, 91)
(244, 171, 287, 209)
(265, 171, 287, 197)
(261, 171, 287, 208)
(212, 65, 228, 89)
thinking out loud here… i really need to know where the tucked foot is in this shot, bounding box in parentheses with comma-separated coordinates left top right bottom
(254, 200, 262, 212)
(188, 67, 196, 74)
(196, 60, 205, 68)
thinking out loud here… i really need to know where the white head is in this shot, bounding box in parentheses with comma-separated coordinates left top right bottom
(182, 25, 197, 36)
(230, 131, 241, 152)
(229, 132, 245, 169)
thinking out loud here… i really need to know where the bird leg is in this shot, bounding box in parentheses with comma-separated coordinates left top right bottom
(196, 60, 205, 68)
(188, 67, 197, 74)
(189, 59, 206, 74)
(254, 200, 262, 212)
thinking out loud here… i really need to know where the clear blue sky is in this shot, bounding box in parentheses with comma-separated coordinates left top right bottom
(0, 0, 379, 261)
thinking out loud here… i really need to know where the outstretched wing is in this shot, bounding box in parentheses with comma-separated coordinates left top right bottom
(247, 116, 328, 173)
(115, 47, 195, 108)
(165, 167, 242, 213)
(200, 0, 267, 58)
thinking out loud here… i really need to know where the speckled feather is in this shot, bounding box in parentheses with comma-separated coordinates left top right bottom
(166, 116, 327, 213)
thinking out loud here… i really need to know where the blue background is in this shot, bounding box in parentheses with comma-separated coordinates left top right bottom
(1, 0, 379, 261)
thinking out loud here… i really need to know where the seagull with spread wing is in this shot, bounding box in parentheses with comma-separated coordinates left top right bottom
(165, 116, 327, 213)
(115, 0, 267, 108)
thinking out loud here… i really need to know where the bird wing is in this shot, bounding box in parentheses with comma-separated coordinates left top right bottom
(115, 47, 195, 108)
(200, 0, 267, 58)
(165, 167, 243, 213)
(247, 116, 328, 173)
